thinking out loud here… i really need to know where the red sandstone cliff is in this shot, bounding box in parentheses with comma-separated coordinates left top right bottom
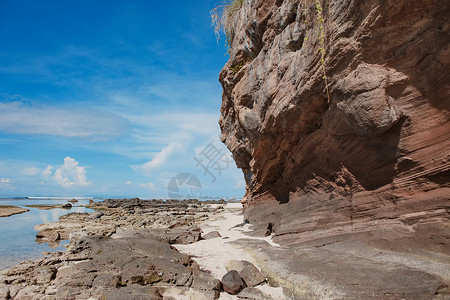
(219, 0, 449, 247)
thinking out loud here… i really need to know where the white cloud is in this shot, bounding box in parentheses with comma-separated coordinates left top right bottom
(139, 182, 156, 190)
(126, 181, 132, 185)
(22, 167, 42, 176)
(42, 165, 54, 179)
(0, 102, 129, 140)
(110, 112, 220, 162)
(0, 178, 13, 190)
(134, 143, 183, 175)
(52, 156, 91, 188)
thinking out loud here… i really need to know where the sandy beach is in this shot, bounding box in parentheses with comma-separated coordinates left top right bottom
(174, 203, 285, 299)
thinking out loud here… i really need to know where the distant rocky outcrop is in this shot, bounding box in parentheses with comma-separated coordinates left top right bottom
(219, 0, 449, 244)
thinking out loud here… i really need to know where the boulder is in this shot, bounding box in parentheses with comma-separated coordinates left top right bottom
(221, 270, 246, 295)
(239, 264, 265, 287)
(225, 260, 265, 287)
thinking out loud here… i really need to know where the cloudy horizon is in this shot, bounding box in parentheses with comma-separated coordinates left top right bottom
(0, 1, 245, 198)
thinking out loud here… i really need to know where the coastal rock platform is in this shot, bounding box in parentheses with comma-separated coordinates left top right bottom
(1, 199, 227, 299)
(1, 200, 449, 299)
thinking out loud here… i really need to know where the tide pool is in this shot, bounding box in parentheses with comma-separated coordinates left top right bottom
(0, 197, 98, 270)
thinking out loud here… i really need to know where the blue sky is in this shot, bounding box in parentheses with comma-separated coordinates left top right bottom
(0, 0, 245, 198)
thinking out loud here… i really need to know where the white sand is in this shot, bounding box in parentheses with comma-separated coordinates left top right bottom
(174, 203, 285, 300)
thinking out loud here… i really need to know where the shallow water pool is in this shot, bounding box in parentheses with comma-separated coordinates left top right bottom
(0, 197, 97, 270)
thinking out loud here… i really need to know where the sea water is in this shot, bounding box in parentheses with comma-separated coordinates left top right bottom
(0, 197, 98, 270)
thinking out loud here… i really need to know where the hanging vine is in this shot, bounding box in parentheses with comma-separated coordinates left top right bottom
(300, 0, 330, 103)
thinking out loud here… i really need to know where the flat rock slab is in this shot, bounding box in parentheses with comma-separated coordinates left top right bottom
(231, 238, 449, 299)
(112, 227, 202, 245)
(1, 234, 221, 299)
(0, 206, 29, 217)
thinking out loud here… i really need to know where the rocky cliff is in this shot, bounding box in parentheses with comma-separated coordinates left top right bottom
(219, 0, 449, 247)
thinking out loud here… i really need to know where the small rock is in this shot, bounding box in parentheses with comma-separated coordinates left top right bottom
(202, 231, 222, 240)
(69, 198, 78, 203)
(62, 203, 72, 209)
(89, 199, 95, 205)
(222, 270, 246, 295)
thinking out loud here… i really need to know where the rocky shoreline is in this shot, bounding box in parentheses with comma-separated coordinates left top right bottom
(1, 198, 449, 299)
(0, 199, 277, 300)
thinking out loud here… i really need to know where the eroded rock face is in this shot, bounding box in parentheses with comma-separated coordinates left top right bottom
(219, 0, 449, 245)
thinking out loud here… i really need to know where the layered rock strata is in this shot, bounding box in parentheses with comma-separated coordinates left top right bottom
(219, 0, 449, 243)
(219, 1, 449, 297)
